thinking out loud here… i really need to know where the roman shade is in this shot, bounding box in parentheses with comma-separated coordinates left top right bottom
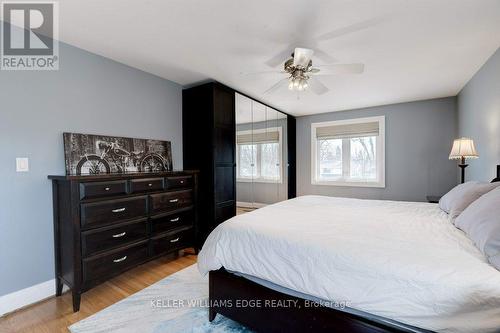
(237, 130, 280, 144)
(316, 121, 379, 139)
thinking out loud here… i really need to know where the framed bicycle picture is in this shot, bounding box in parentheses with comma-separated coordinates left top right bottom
(63, 132, 173, 175)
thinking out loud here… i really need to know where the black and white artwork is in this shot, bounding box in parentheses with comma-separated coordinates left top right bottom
(63, 132, 173, 175)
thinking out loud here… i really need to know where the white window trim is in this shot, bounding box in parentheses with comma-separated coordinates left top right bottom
(236, 127, 283, 184)
(310, 116, 385, 188)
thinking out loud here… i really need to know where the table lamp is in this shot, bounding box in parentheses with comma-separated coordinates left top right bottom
(449, 137, 479, 183)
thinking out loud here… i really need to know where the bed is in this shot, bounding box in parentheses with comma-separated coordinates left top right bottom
(198, 168, 500, 333)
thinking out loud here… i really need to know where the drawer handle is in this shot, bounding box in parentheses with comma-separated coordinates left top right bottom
(170, 217, 180, 222)
(104, 187, 110, 191)
(148, 183, 153, 187)
(169, 199, 179, 203)
(180, 180, 184, 184)
(112, 232, 126, 238)
(112, 207, 126, 213)
(113, 256, 127, 263)
(170, 237, 180, 243)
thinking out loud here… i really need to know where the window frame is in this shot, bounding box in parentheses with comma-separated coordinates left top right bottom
(310, 116, 385, 188)
(236, 127, 283, 184)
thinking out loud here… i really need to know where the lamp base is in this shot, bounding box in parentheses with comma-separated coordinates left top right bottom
(458, 163, 468, 184)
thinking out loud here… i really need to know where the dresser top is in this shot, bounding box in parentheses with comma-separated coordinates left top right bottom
(48, 170, 199, 181)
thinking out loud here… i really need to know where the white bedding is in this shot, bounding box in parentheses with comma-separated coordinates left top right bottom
(198, 195, 500, 333)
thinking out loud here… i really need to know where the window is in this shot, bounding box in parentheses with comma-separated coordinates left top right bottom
(311, 116, 385, 187)
(238, 144, 257, 178)
(237, 127, 282, 182)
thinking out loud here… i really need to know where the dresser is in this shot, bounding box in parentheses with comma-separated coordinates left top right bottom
(48, 171, 198, 312)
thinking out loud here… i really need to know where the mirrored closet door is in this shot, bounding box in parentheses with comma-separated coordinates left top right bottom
(235, 93, 289, 214)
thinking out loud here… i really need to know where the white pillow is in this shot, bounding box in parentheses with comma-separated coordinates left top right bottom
(455, 187, 500, 270)
(438, 181, 500, 220)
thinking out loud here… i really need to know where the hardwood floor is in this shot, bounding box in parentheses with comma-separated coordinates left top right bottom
(0, 250, 197, 333)
(236, 206, 256, 215)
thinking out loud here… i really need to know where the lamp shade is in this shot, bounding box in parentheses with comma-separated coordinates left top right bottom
(449, 137, 479, 160)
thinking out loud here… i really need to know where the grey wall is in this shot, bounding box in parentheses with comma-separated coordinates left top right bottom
(297, 97, 458, 202)
(236, 119, 288, 205)
(0, 42, 183, 296)
(457, 48, 500, 181)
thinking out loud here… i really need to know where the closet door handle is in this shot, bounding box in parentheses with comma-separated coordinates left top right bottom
(112, 232, 126, 238)
(112, 208, 126, 213)
(148, 183, 153, 187)
(104, 187, 110, 191)
(170, 217, 180, 222)
(113, 256, 127, 263)
(170, 237, 180, 243)
(169, 199, 178, 203)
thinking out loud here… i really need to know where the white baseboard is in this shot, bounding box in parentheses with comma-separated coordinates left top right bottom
(0, 279, 68, 317)
(237, 201, 267, 209)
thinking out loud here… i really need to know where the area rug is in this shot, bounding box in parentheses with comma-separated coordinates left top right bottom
(69, 265, 252, 333)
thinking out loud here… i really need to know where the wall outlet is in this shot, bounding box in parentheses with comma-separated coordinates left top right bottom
(16, 158, 29, 172)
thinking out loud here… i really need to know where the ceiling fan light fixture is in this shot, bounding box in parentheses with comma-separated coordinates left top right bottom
(253, 47, 364, 96)
(287, 75, 309, 92)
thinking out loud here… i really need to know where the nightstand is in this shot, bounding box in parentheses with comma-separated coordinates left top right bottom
(426, 195, 441, 203)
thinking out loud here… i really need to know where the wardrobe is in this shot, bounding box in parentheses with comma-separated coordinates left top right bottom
(182, 82, 296, 247)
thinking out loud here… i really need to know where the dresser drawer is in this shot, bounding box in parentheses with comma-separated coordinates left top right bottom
(81, 196, 148, 229)
(151, 228, 192, 256)
(83, 241, 148, 287)
(81, 218, 148, 257)
(129, 177, 164, 193)
(165, 176, 192, 190)
(80, 180, 128, 200)
(151, 208, 193, 235)
(149, 190, 192, 214)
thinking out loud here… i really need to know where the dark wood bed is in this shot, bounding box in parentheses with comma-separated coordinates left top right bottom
(209, 268, 419, 333)
(207, 165, 500, 333)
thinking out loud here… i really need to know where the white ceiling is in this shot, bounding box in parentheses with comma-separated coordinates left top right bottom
(58, 0, 500, 116)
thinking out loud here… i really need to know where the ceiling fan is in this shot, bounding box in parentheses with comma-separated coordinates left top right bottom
(247, 47, 364, 96)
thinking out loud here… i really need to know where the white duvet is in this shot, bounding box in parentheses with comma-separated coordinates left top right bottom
(198, 196, 500, 333)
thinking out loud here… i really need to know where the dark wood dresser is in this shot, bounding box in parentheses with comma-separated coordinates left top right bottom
(48, 171, 198, 312)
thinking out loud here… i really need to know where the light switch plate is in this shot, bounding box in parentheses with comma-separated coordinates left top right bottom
(16, 157, 29, 172)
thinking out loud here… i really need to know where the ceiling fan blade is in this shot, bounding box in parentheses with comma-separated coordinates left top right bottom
(240, 70, 286, 76)
(307, 77, 329, 95)
(316, 17, 384, 41)
(263, 78, 288, 95)
(313, 49, 337, 64)
(265, 48, 293, 67)
(293, 48, 314, 67)
(314, 63, 365, 75)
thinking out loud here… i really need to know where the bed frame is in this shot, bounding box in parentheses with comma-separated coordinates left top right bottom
(208, 165, 500, 333)
(492, 165, 500, 182)
(209, 269, 419, 333)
